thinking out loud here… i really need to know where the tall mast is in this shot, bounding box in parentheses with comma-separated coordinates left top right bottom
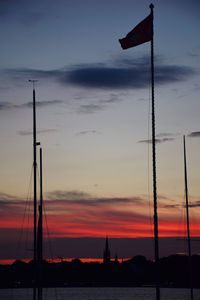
(183, 135, 193, 300)
(29, 79, 38, 300)
(37, 147, 43, 300)
(149, 4, 160, 300)
(39, 147, 43, 263)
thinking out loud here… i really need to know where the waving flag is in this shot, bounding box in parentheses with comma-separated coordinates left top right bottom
(119, 13, 153, 49)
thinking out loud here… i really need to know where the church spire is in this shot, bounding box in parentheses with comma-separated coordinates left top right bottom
(103, 236, 111, 264)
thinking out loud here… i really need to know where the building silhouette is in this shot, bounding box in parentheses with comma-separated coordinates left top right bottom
(103, 236, 111, 264)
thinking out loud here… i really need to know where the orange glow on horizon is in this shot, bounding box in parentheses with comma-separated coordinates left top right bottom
(0, 257, 132, 265)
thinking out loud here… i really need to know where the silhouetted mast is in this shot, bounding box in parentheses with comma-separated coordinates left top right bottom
(149, 4, 160, 300)
(29, 79, 38, 300)
(183, 135, 193, 300)
(37, 147, 43, 300)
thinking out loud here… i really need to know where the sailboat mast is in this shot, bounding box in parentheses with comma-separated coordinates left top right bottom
(29, 79, 38, 300)
(39, 147, 43, 262)
(183, 135, 193, 300)
(37, 147, 43, 300)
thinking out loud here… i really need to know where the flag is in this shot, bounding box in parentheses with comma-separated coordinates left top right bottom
(119, 13, 153, 49)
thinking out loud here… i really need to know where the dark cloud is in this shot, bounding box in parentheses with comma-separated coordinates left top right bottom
(187, 200, 200, 208)
(0, 192, 19, 202)
(188, 131, 200, 138)
(0, 100, 63, 111)
(66, 62, 194, 90)
(0, 193, 27, 216)
(0, 102, 16, 110)
(47, 190, 92, 201)
(3, 56, 195, 91)
(138, 132, 177, 144)
(46, 190, 144, 207)
(138, 138, 175, 144)
(21, 99, 63, 108)
(160, 203, 181, 209)
(0, 190, 144, 211)
(19, 129, 57, 136)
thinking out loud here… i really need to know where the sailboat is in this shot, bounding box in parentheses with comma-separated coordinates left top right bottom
(29, 80, 43, 300)
(183, 135, 193, 300)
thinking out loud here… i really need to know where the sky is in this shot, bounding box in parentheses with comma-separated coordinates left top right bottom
(0, 0, 200, 263)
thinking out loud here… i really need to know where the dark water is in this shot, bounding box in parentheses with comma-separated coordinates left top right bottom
(0, 287, 199, 300)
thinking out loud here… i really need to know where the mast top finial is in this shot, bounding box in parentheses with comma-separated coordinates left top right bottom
(149, 3, 154, 9)
(28, 79, 38, 89)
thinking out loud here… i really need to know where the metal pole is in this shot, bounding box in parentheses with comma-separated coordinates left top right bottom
(29, 79, 38, 300)
(149, 4, 160, 300)
(38, 147, 43, 300)
(39, 147, 43, 263)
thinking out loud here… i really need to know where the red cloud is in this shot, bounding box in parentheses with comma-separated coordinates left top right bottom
(1, 193, 200, 240)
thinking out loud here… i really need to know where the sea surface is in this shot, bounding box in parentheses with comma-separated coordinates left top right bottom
(0, 287, 200, 300)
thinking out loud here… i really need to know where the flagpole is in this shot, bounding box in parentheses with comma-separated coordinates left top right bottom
(149, 4, 160, 300)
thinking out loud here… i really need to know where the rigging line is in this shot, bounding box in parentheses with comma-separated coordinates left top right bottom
(16, 165, 34, 260)
(182, 192, 188, 255)
(188, 196, 197, 236)
(177, 196, 185, 238)
(177, 195, 188, 252)
(183, 190, 193, 300)
(43, 203, 58, 300)
(25, 164, 35, 255)
(11, 167, 33, 300)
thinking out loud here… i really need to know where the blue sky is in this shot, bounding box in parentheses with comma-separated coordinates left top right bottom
(0, 0, 200, 261)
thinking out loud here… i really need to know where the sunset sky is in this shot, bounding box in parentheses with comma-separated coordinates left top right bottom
(0, 0, 200, 262)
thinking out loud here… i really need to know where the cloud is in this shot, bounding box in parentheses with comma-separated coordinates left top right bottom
(1, 189, 200, 260)
(188, 131, 200, 138)
(100, 93, 126, 104)
(0, 102, 16, 111)
(77, 104, 105, 114)
(19, 129, 58, 136)
(76, 130, 101, 136)
(138, 133, 177, 144)
(187, 200, 200, 208)
(47, 190, 92, 201)
(0, 192, 19, 202)
(21, 99, 63, 108)
(46, 189, 144, 204)
(138, 138, 175, 144)
(71, 92, 127, 114)
(65, 59, 195, 90)
(0, 193, 27, 216)
(3, 56, 195, 91)
(0, 100, 63, 111)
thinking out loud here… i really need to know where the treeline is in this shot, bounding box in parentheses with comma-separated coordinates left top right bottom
(0, 254, 200, 288)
